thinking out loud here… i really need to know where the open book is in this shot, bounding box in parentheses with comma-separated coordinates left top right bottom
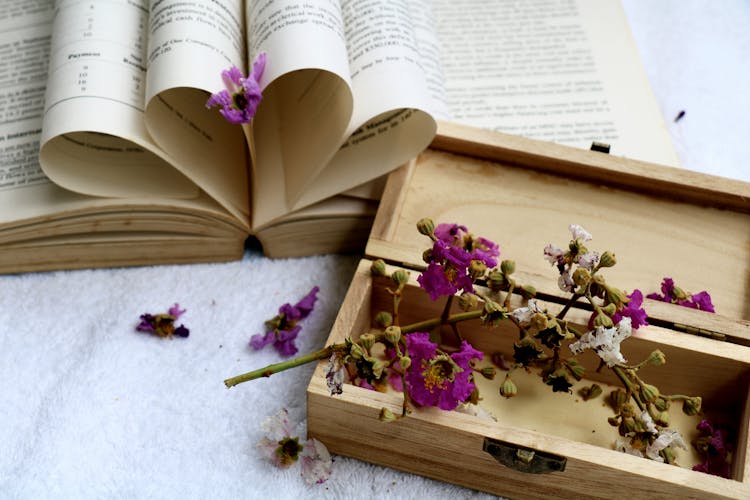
(0, 0, 677, 273)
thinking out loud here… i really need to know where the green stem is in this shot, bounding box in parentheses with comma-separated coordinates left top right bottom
(224, 345, 336, 388)
(612, 366, 645, 412)
(225, 310, 484, 388)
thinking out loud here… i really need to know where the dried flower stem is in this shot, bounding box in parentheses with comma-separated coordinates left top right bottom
(225, 345, 338, 388)
(556, 292, 583, 319)
(225, 310, 485, 388)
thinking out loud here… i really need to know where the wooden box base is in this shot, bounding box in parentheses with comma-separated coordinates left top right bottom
(307, 124, 750, 498)
(307, 260, 750, 499)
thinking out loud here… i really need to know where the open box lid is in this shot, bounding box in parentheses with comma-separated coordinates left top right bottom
(365, 121, 750, 344)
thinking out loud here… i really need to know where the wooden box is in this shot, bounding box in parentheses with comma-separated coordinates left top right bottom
(306, 122, 750, 499)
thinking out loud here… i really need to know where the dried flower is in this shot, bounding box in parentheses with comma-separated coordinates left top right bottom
(647, 429, 687, 462)
(647, 277, 715, 313)
(206, 53, 266, 124)
(417, 223, 499, 300)
(569, 317, 632, 367)
(612, 289, 649, 330)
(257, 408, 333, 484)
(569, 224, 592, 242)
(135, 302, 189, 338)
(404, 332, 483, 410)
(509, 299, 543, 324)
(692, 419, 731, 478)
(250, 286, 319, 357)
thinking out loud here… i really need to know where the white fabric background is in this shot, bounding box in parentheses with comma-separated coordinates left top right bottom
(1, 2, 748, 499)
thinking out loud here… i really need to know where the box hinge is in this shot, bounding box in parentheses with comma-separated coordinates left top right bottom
(672, 323, 727, 342)
(483, 438, 566, 474)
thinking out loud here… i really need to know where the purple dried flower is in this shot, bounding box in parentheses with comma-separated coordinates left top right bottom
(404, 332, 483, 411)
(692, 419, 731, 478)
(206, 53, 266, 124)
(612, 289, 649, 330)
(647, 277, 715, 313)
(135, 304, 189, 338)
(249, 286, 319, 357)
(418, 223, 499, 301)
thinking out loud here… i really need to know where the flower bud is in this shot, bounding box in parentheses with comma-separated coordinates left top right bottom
(601, 303, 617, 316)
(646, 350, 666, 367)
(529, 312, 548, 331)
(579, 383, 602, 401)
(610, 389, 628, 411)
(671, 286, 688, 301)
(359, 333, 376, 351)
(479, 366, 496, 380)
(422, 248, 433, 263)
(379, 407, 397, 422)
(374, 311, 393, 328)
(639, 383, 660, 404)
(565, 358, 586, 381)
(458, 293, 479, 311)
(593, 313, 614, 328)
(653, 397, 670, 412)
(469, 260, 487, 279)
(520, 284, 537, 299)
(500, 259, 516, 276)
(349, 342, 364, 359)
(487, 269, 507, 292)
(607, 416, 620, 427)
(391, 269, 409, 286)
(468, 386, 481, 405)
(682, 396, 702, 416)
(416, 217, 435, 236)
(371, 359, 385, 379)
(661, 446, 676, 465)
(370, 259, 387, 276)
(398, 356, 411, 370)
(384, 325, 401, 344)
(605, 285, 630, 309)
(620, 403, 636, 418)
(620, 416, 636, 435)
(572, 268, 591, 287)
(599, 251, 617, 268)
(500, 375, 518, 398)
(654, 410, 670, 427)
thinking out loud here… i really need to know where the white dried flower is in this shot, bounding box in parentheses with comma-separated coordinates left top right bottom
(645, 429, 688, 462)
(569, 317, 632, 367)
(576, 251, 600, 270)
(569, 224, 592, 242)
(510, 299, 543, 324)
(543, 243, 565, 265)
(558, 270, 576, 293)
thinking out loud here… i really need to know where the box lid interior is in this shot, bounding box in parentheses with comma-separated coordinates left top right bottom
(366, 122, 750, 341)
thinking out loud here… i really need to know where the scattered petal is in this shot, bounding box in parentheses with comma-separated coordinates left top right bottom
(300, 438, 333, 485)
(135, 304, 189, 338)
(250, 287, 319, 357)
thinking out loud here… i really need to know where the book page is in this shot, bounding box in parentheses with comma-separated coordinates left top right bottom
(0, 1, 53, 193)
(144, 0, 251, 222)
(286, 0, 440, 212)
(38, 0, 199, 200)
(434, 0, 679, 166)
(247, 0, 355, 228)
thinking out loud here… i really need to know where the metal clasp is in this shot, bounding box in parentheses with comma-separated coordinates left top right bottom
(483, 437, 567, 474)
